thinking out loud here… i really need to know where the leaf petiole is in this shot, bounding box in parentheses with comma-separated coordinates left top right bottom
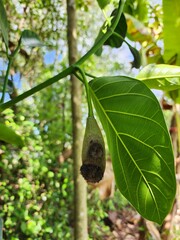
(75, 66, 94, 117)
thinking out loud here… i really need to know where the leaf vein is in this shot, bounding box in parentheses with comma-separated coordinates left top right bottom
(99, 93, 157, 103)
(105, 110, 168, 136)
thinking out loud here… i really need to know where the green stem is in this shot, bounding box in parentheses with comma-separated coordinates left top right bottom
(1, 43, 21, 103)
(85, 72, 96, 79)
(1, 59, 11, 103)
(76, 0, 125, 66)
(0, 0, 125, 112)
(75, 66, 93, 117)
(113, 31, 130, 47)
(73, 72, 84, 83)
(0, 66, 74, 112)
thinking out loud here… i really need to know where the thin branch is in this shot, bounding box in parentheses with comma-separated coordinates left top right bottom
(75, 66, 93, 117)
(1, 43, 21, 103)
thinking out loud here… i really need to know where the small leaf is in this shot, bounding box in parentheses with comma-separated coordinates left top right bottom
(94, 11, 127, 56)
(96, 0, 109, 9)
(0, 0, 9, 48)
(21, 30, 44, 47)
(105, 12, 127, 48)
(0, 123, 24, 147)
(137, 64, 180, 91)
(89, 76, 176, 224)
(128, 45, 141, 68)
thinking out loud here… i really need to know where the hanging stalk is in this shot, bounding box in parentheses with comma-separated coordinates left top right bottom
(75, 66, 93, 117)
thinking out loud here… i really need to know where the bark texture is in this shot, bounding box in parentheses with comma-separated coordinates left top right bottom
(66, 1, 88, 239)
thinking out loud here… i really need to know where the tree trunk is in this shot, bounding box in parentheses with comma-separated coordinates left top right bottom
(161, 105, 180, 240)
(66, 1, 88, 239)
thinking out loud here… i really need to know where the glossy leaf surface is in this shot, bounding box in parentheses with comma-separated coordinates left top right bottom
(0, 123, 24, 147)
(0, 0, 9, 48)
(137, 64, 180, 103)
(89, 76, 176, 224)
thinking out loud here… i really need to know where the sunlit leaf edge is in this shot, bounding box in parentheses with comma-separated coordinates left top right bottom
(137, 64, 180, 91)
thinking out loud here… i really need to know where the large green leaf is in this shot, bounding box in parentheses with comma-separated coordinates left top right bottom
(163, 0, 180, 65)
(89, 76, 176, 224)
(0, 0, 9, 48)
(0, 123, 24, 147)
(137, 64, 180, 91)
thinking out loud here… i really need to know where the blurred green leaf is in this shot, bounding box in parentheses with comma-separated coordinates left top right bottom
(136, 0, 149, 22)
(163, 0, 180, 64)
(0, 0, 9, 48)
(0, 123, 24, 147)
(137, 64, 180, 91)
(20, 30, 44, 47)
(137, 64, 180, 103)
(125, 13, 152, 43)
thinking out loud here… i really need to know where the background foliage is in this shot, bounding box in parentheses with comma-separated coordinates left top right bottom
(0, 0, 178, 239)
(0, 0, 129, 239)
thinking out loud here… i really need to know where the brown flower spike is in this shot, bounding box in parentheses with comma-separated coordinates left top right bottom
(80, 116, 106, 183)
